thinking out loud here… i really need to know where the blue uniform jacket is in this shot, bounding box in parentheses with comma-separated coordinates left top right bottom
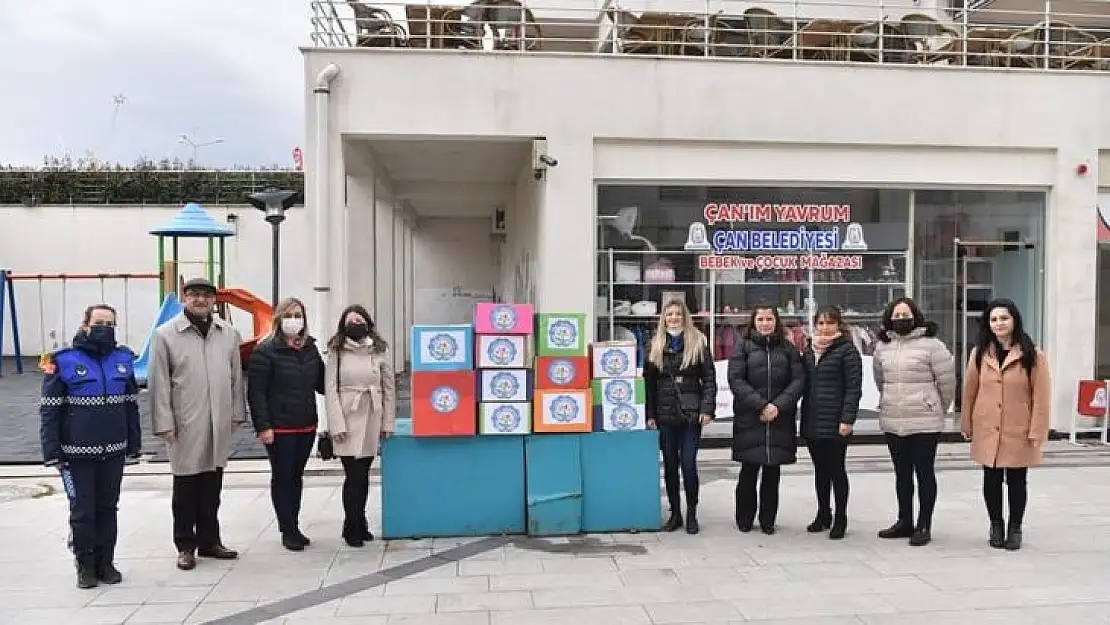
(39, 335, 142, 465)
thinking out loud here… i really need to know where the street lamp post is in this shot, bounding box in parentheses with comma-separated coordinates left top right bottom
(247, 188, 298, 307)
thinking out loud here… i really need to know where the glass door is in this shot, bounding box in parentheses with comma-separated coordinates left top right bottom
(952, 237, 1039, 409)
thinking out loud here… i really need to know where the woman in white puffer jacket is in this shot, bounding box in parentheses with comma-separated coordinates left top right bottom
(872, 297, 956, 547)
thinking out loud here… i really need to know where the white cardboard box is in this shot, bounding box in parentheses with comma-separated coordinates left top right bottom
(479, 402, 532, 435)
(476, 334, 530, 368)
(591, 341, 638, 379)
(601, 403, 647, 431)
(479, 369, 529, 402)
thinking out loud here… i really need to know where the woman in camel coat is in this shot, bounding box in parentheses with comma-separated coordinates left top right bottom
(324, 305, 396, 547)
(961, 298, 1051, 552)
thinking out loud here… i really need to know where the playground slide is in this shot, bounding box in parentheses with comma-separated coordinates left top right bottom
(133, 293, 184, 385)
(216, 288, 273, 369)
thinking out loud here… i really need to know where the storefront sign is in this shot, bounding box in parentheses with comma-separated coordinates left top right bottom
(689, 202, 867, 270)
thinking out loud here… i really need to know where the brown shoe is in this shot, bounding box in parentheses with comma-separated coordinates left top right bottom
(197, 545, 239, 560)
(176, 551, 196, 571)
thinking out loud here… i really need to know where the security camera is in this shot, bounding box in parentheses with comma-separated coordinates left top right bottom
(538, 155, 558, 168)
(533, 168, 544, 181)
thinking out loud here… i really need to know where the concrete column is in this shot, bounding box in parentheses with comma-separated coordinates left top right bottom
(374, 190, 396, 353)
(345, 173, 376, 315)
(535, 136, 595, 341)
(405, 216, 415, 369)
(393, 207, 406, 372)
(1047, 145, 1100, 430)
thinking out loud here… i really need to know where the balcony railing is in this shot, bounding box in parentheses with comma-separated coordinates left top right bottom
(309, 0, 1110, 71)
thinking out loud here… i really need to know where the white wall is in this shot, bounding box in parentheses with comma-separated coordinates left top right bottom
(304, 50, 1110, 430)
(0, 204, 314, 357)
(413, 217, 498, 326)
(499, 164, 541, 306)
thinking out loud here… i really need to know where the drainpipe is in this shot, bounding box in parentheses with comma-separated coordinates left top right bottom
(312, 62, 339, 431)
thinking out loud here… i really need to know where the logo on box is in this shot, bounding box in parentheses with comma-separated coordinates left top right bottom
(430, 386, 460, 413)
(491, 405, 523, 432)
(548, 359, 576, 385)
(604, 379, 634, 404)
(490, 305, 518, 331)
(548, 320, 577, 348)
(489, 372, 521, 400)
(550, 395, 580, 423)
(608, 403, 639, 430)
(486, 338, 518, 366)
(600, 349, 630, 376)
(427, 333, 459, 361)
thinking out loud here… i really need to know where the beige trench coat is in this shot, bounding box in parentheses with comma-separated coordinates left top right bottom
(325, 339, 396, 458)
(961, 346, 1052, 469)
(150, 314, 247, 476)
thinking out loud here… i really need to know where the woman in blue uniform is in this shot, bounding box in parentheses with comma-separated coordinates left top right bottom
(40, 304, 142, 588)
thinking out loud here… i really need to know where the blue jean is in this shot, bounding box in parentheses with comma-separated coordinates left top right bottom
(265, 433, 316, 536)
(659, 423, 702, 511)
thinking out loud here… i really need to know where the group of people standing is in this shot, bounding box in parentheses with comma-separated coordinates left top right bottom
(40, 278, 397, 588)
(643, 296, 1051, 551)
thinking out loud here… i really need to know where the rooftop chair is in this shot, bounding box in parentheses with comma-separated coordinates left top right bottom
(898, 13, 961, 64)
(742, 7, 793, 59)
(464, 0, 543, 51)
(794, 19, 855, 61)
(845, 20, 912, 63)
(350, 2, 408, 47)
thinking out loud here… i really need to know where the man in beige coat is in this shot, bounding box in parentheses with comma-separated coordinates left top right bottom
(150, 278, 247, 571)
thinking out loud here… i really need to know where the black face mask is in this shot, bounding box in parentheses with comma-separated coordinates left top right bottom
(344, 323, 370, 341)
(87, 325, 116, 349)
(890, 319, 915, 336)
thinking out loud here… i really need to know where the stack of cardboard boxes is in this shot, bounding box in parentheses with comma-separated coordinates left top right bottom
(409, 324, 476, 436)
(591, 341, 646, 432)
(532, 313, 593, 434)
(474, 303, 534, 436)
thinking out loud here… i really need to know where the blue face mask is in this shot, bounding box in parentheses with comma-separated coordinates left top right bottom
(88, 325, 116, 348)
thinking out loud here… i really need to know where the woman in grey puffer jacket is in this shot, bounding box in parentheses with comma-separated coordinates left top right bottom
(872, 297, 956, 547)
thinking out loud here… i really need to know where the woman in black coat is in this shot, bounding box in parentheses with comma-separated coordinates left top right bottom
(800, 305, 863, 540)
(247, 297, 326, 551)
(644, 300, 717, 535)
(727, 306, 805, 535)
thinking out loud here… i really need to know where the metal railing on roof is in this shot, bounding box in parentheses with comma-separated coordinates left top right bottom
(0, 170, 306, 207)
(308, 0, 1110, 71)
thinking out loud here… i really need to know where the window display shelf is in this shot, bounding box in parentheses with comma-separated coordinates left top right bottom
(597, 248, 908, 359)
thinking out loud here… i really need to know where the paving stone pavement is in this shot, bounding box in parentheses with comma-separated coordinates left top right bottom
(1, 463, 1109, 624)
(0, 358, 412, 464)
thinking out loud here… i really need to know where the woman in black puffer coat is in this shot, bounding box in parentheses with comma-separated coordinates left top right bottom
(728, 306, 805, 535)
(800, 305, 863, 541)
(644, 300, 717, 535)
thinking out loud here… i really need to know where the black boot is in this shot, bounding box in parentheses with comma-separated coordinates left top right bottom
(828, 515, 847, 540)
(806, 510, 832, 533)
(662, 508, 683, 532)
(685, 505, 699, 535)
(909, 527, 931, 546)
(1004, 522, 1022, 551)
(342, 520, 364, 547)
(76, 561, 98, 589)
(282, 533, 305, 551)
(989, 522, 1006, 549)
(97, 561, 123, 584)
(361, 518, 375, 542)
(877, 519, 914, 539)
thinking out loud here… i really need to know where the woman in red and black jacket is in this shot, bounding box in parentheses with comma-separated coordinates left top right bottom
(247, 297, 326, 551)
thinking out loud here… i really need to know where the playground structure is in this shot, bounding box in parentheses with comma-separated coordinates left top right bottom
(1, 203, 274, 379)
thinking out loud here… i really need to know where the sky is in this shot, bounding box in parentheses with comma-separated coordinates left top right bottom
(0, 0, 311, 169)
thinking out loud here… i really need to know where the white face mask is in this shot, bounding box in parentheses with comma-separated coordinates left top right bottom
(281, 317, 304, 336)
(666, 328, 682, 337)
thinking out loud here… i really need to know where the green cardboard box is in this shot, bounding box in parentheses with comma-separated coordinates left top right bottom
(536, 313, 587, 357)
(592, 377, 646, 406)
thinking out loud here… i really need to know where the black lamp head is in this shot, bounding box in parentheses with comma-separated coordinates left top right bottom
(248, 188, 298, 224)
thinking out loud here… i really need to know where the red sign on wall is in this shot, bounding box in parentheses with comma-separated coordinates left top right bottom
(1076, 380, 1108, 417)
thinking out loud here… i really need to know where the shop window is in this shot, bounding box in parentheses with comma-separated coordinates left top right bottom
(913, 190, 1046, 408)
(596, 185, 910, 366)
(1096, 190, 1110, 379)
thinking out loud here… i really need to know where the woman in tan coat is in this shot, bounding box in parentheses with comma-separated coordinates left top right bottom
(324, 305, 396, 547)
(961, 298, 1051, 552)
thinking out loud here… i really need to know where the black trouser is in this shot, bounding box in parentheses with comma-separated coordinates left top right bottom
(172, 469, 225, 553)
(659, 422, 702, 512)
(983, 467, 1028, 526)
(735, 462, 781, 528)
(265, 432, 315, 536)
(340, 456, 375, 534)
(808, 438, 849, 517)
(885, 432, 940, 529)
(67, 455, 126, 568)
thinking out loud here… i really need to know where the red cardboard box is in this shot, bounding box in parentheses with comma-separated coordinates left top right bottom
(534, 356, 590, 390)
(411, 371, 477, 436)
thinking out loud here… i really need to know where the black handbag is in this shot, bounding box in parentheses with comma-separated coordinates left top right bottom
(666, 369, 703, 426)
(316, 349, 340, 461)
